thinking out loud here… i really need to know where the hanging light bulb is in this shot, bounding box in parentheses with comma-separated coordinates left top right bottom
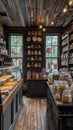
(51, 21, 54, 25)
(63, 7, 67, 13)
(39, 24, 43, 29)
(42, 27, 46, 32)
(69, 0, 73, 6)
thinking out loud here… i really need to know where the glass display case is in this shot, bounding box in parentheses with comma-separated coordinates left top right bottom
(0, 66, 22, 78)
(0, 66, 23, 130)
(0, 66, 22, 103)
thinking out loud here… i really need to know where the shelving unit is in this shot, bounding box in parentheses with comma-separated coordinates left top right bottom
(69, 23, 73, 77)
(60, 21, 73, 77)
(60, 33, 69, 71)
(24, 29, 46, 97)
(0, 34, 8, 66)
(25, 29, 45, 79)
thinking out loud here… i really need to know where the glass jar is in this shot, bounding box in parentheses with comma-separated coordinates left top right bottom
(48, 73, 53, 84)
(53, 71, 59, 80)
(53, 80, 59, 93)
(32, 72, 36, 79)
(62, 90, 72, 103)
(59, 72, 72, 86)
(36, 72, 39, 79)
(54, 93, 60, 100)
(27, 71, 31, 79)
(57, 81, 69, 96)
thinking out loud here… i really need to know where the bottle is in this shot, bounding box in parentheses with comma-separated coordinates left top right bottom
(42, 68, 46, 79)
(27, 71, 31, 79)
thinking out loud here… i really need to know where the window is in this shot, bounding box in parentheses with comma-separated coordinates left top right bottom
(9, 35, 23, 78)
(46, 35, 58, 73)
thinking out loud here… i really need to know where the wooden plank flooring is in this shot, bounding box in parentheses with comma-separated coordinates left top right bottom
(14, 96, 47, 130)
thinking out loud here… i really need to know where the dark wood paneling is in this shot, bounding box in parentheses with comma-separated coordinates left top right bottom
(0, 0, 73, 27)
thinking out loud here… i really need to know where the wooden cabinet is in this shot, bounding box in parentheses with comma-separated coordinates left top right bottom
(0, 66, 23, 130)
(0, 79, 23, 130)
(27, 79, 47, 97)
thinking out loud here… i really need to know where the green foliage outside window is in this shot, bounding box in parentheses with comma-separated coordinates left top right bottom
(10, 35, 23, 73)
(46, 35, 58, 70)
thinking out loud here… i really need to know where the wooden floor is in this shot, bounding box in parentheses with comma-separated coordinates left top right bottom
(14, 96, 48, 130)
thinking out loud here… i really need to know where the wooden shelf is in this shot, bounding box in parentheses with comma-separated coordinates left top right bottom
(61, 34, 68, 40)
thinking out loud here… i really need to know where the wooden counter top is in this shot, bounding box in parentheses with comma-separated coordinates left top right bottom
(47, 82, 73, 107)
(26, 78, 48, 81)
(0, 79, 23, 113)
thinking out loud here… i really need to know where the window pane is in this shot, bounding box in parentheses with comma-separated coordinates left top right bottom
(46, 36, 52, 45)
(12, 59, 22, 78)
(11, 47, 17, 57)
(10, 35, 23, 57)
(11, 36, 22, 47)
(52, 36, 58, 45)
(11, 47, 23, 57)
(46, 45, 52, 57)
(11, 36, 17, 47)
(10, 35, 23, 78)
(46, 35, 58, 72)
(51, 59, 58, 70)
(13, 58, 22, 70)
(16, 47, 23, 57)
(52, 46, 57, 57)
(52, 59, 58, 64)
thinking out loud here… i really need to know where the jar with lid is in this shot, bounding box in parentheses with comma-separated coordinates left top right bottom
(53, 80, 59, 93)
(59, 72, 72, 86)
(27, 71, 31, 79)
(32, 72, 36, 79)
(57, 81, 69, 96)
(62, 90, 72, 103)
(48, 73, 53, 84)
(53, 70, 59, 80)
(54, 92, 60, 100)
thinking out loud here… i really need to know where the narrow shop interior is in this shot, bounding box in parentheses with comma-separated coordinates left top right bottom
(0, 0, 73, 130)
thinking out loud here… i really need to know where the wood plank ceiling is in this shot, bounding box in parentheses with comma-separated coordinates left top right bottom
(0, 0, 73, 27)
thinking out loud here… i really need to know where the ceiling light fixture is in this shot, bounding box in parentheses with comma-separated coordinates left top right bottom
(51, 21, 54, 25)
(63, 7, 67, 13)
(42, 27, 46, 32)
(69, 0, 73, 6)
(39, 24, 43, 29)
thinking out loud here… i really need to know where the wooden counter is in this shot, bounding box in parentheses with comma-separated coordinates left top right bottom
(27, 79, 47, 97)
(47, 83, 73, 130)
(0, 79, 23, 113)
(0, 79, 23, 130)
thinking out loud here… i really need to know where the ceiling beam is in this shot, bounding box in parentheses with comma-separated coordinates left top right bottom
(63, 12, 73, 26)
(15, 0, 25, 26)
(37, 0, 44, 24)
(24, 0, 31, 26)
(0, 0, 13, 26)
